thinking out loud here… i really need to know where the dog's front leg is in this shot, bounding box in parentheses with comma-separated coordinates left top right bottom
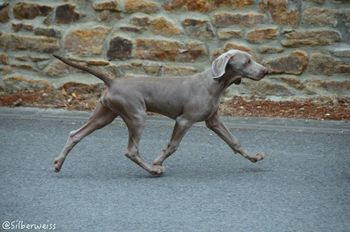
(205, 113, 265, 163)
(152, 117, 193, 167)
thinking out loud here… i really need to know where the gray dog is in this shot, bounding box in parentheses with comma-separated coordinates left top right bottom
(53, 49, 268, 176)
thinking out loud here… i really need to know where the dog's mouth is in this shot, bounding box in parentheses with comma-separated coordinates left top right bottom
(255, 74, 266, 81)
(233, 78, 241, 85)
(247, 72, 268, 81)
(245, 68, 269, 81)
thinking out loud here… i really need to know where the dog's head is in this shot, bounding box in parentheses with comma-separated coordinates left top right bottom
(211, 49, 268, 83)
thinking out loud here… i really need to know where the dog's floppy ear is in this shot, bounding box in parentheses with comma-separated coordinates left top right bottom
(211, 50, 238, 79)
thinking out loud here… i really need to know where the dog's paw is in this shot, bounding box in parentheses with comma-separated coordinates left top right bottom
(256, 152, 265, 161)
(149, 165, 165, 177)
(248, 153, 265, 163)
(53, 157, 64, 173)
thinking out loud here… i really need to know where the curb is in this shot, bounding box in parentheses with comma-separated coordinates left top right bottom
(0, 106, 349, 134)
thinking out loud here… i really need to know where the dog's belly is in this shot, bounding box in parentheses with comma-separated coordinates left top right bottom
(145, 99, 184, 120)
(145, 95, 220, 122)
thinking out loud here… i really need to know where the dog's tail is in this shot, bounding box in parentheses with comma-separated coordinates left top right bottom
(53, 54, 112, 87)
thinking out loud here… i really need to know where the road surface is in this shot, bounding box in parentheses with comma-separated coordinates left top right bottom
(0, 107, 349, 231)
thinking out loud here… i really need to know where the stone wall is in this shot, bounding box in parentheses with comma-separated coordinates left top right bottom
(1, 0, 350, 101)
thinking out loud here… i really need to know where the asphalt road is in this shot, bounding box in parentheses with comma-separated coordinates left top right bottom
(0, 107, 349, 232)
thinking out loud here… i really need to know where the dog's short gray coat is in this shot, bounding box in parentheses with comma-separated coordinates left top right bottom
(53, 49, 268, 176)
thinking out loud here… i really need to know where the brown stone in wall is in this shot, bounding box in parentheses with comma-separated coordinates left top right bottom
(11, 23, 61, 38)
(213, 0, 254, 8)
(44, 4, 80, 25)
(309, 53, 350, 75)
(10, 62, 34, 71)
(119, 25, 143, 33)
(307, 0, 325, 4)
(163, 0, 210, 13)
(44, 60, 80, 77)
(96, 10, 122, 21)
(121, 62, 199, 76)
(0, 53, 9, 65)
(217, 28, 242, 40)
(281, 29, 341, 47)
(0, 33, 59, 53)
(130, 14, 151, 27)
(0, 3, 9, 23)
(64, 26, 111, 56)
(264, 50, 308, 75)
(135, 38, 207, 62)
(344, 9, 350, 29)
(44, 58, 119, 78)
(13, 2, 53, 20)
(303, 7, 339, 27)
(223, 42, 251, 52)
(54, 4, 80, 24)
(34, 27, 61, 38)
(118, 61, 162, 75)
(212, 12, 265, 27)
(258, 43, 284, 54)
(336, 64, 350, 74)
(240, 78, 294, 97)
(184, 42, 208, 61)
(163, 65, 198, 76)
(3, 76, 52, 92)
(12, 55, 50, 63)
(304, 80, 350, 96)
(0, 65, 11, 75)
(212, 42, 252, 59)
(150, 17, 183, 36)
(124, 0, 160, 14)
(246, 27, 278, 43)
(345, 9, 350, 22)
(332, 0, 348, 2)
(12, 23, 34, 32)
(107, 36, 133, 60)
(135, 38, 182, 61)
(163, 0, 253, 12)
(182, 18, 215, 39)
(259, 0, 300, 27)
(93, 0, 119, 11)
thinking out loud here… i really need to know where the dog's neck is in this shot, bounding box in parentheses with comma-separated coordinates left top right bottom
(220, 69, 242, 87)
(201, 69, 241, 97)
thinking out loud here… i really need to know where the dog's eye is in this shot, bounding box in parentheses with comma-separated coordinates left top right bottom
(245, 59, 251, 65)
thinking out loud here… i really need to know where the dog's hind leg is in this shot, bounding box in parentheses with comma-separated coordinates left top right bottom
(53, 102, 118, 172)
